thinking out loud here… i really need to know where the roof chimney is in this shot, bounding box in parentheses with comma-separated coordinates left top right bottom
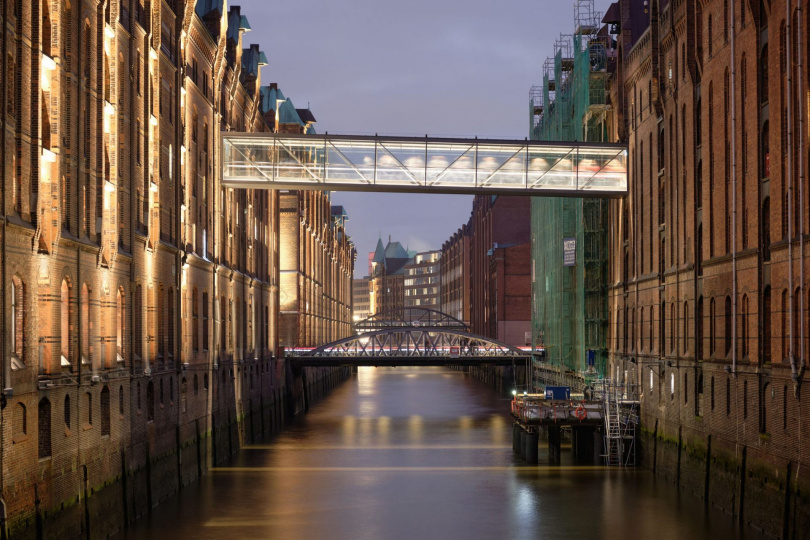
(269, 82, 278, 90)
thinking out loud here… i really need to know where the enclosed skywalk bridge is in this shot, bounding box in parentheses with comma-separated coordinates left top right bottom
(222, 133, 627, 197)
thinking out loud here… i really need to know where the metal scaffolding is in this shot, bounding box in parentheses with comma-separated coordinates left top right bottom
(530, 0, 614, 384)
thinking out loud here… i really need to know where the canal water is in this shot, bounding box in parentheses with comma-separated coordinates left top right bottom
(124, 367, 760, 539)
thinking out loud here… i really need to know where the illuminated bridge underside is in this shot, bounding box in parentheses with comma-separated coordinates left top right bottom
(287, 328, 531, 367)
(222, 133, 628, 197)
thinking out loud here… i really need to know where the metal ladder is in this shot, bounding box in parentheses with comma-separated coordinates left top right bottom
(602, 381, 623, 466)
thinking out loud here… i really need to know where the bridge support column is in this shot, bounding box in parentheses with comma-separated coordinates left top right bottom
(524, 430, 539, 465)
(572, 426, 595, 464)
(513, 423, 521, 454)
(519, 429, 527, 459)
(548, 426, 562, 465)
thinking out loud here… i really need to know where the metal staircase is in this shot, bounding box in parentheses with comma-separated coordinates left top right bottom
(596, 378, 639, 466)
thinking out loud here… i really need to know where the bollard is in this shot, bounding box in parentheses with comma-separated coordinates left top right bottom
(525, 430, 539, 465)
(513, 424, 521, 454)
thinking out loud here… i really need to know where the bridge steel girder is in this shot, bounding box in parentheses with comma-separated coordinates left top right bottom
(353, 307, 468, 332)
(294, 327, 529, 359)
(222, 133, 628, 197)
(287, 356, 519, 368)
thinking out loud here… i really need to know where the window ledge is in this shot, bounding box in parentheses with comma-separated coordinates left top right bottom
(12, 433, 29, 444)
(82, 424, 93, 431)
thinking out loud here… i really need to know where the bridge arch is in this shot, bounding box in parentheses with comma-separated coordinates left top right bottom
(354, 307, 468, 331)
(302, 328, 527, 359)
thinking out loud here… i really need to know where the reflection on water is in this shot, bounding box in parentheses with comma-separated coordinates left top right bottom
(124, 367, 760, 540)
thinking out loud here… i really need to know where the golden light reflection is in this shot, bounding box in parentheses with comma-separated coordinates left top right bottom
(341, 415, 356, 446)
(357, 366, 376, 396)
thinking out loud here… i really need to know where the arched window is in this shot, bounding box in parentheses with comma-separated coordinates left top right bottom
(762, 197, 771, 261)
(181, 377, 188, 413)
(763, 287, 772, 364)
(101, 386, 110, 436)
(203, 292, 209, 351)
(792, 287, 801, 360)
(741, 295, 749, 357)
(192, 288, 199, 352)
(781, 289, 788, 363)
(11, 275, 25, 365)
(220, 296, 227, 351)
(158, 285, 165, 359)
(38, 398, 51, 459)
(709, 298, 716, 356)
(670, 303, 676, 353)
(147, 381, 155, 422)
(85, 392, 92, 426)
(726, 378, 731, 416)
(117, 287, 125, 363)
(168, 288, 175, 360)
(684, 302, 690, 354)
(81, 284, 90, 365)
(134, 285, 143, 362)
(119, 386, 125, 416)
(64, 395, 71, 429)
(194, 374, 199, 396)
(725, 296, 732, 356)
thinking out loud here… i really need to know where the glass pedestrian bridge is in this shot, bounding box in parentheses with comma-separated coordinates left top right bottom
(222, 133, 627, 197)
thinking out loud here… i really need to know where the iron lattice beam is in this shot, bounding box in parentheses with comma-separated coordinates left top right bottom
(295, 328, 528, 358)
(354, 307, 468, 331)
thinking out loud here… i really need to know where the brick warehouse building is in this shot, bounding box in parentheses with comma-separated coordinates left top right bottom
(604, 0, 810, 534)
(0, 1, 353, 536)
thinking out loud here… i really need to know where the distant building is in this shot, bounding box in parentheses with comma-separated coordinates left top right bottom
(441, 223, 472, 326)
(353, 278, 371, 322)
(404, 251, 441, 308)
(469, 195, 532, 346)
(368, 237, 416, 317)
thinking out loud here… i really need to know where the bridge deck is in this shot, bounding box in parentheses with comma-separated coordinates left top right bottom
(286, 355, 525, 368)
(222, 133, 627, 197)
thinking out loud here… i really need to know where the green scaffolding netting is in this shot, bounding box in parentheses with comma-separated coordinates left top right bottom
(530, 31, 611, 380)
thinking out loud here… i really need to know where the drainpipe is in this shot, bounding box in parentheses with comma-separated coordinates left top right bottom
(730, 0, 737, 375)
(797, 0, 805, 380)
(786, 0, 797, 382)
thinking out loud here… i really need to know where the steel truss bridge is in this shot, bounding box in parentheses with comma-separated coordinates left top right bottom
(222, 133, 627, 197)
(353, 307, 468, 331)
(286, 327, 532, 368)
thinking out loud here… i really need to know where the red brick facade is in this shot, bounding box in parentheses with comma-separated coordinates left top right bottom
(0, 1, 352, 535)
(607, 0, 810, 533)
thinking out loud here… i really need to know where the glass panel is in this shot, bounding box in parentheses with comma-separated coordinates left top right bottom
(378, 141, 426, 185)
(425, 144, 476, 188)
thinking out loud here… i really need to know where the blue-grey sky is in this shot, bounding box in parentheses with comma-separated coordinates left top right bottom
(236, 0, 611, 276)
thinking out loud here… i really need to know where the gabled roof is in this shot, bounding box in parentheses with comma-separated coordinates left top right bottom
(259, 85, 286, 114)
(384, 241, 409, 260)
(224, 4, 240, 43)
(195, 0, 225, 20)
(296, 108, 317, 124)
(278, 98, 304, 126)
(241, 44, 267, 79)
(372, 238, 386, 263)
